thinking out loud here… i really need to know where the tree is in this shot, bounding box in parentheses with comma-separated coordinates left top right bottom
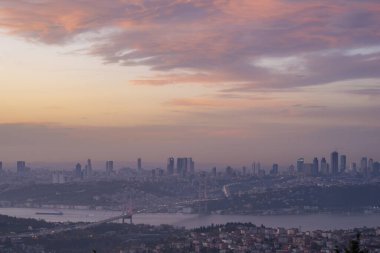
(335, 233, 369, 253)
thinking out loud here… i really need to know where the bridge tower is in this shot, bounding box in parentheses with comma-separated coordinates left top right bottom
(121, 198, 133, 224)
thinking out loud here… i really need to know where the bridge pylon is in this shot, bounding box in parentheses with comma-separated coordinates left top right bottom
(121, 198, 133, 224)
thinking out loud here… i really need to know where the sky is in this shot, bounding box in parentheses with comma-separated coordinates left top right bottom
(0, 0, 380, 168)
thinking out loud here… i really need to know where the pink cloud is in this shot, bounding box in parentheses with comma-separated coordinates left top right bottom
(1, 0, 380, 89)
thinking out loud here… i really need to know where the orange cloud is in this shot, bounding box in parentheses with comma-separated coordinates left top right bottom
(58, 10, 87, 32)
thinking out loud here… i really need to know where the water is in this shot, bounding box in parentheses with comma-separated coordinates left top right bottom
(1, 207, 380, 230)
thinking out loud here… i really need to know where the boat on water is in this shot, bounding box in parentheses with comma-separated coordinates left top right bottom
(35, 211, 64, 215)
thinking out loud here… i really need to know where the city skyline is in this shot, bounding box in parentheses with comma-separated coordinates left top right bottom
(0, 149, 378, 172)
(1, 1, 380, 164)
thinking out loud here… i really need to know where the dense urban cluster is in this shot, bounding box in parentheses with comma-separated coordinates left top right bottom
(154, 223, 380, 253)
(0, 151, 380, 216)
(1, 217, 380, 253)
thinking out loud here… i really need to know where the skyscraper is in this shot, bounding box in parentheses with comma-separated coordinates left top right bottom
(368, 158, 374, 172)
(75, 163, 82, 178)
(360, 157, 368, 174)
(106, 160, 114, 175)
(189, 158, 195, 174)
(373, 162, 380, 176)
(340, 155, 346, 173)
(176, 157, 188, 175)
(212, 167, 217, 177)
(351, 162, 357, 173)
(330, 151, 339, 175)
(271, 164, 279, 175)
(87, 159, 92, 175)
(312, 157, 319, 176)
(167, 157, 174, 175)
(137, 158, 142, 170)
(296, 158, 304, 174)
(252, 162, 256, 175)
(320, 157, 328, 175)
(17, 161, 29, 173)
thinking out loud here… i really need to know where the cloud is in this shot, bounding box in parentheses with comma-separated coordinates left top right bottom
(1, 0, 380, 91)
(165, 98, 223, 107)
(346, 88, 380, 97)
(128, 73, 230, 86)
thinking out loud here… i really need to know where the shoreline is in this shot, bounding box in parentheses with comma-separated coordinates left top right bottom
(1, 204, 379, 217)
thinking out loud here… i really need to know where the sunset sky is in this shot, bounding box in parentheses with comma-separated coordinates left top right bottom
(0, 0, 380, 167)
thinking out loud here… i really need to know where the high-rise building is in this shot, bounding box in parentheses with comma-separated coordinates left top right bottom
(87, 159, 92, 175)
(271, 164, 279, 175)
(368, 158, 374, 172)
(252, 162, 261, 175)
(320, 157, 328, 175)
(52, 171, 67, 184)
(252, 162, 256, 175)
(167, 157, 174, 175)
(0, 161, 2, 172)
(176, 157, 193, 176)
(17, 161, 25, 170)
(373, 162, 380, 176)
(212, 167, 217, 177)
(17, 161, 29, 173)
(303, 163, 313, 176)
(296, 158, 304, 174)
(75, 163, 82, 178)
(176, 158, 185, 174)
(225, 166, 234, 176)
(351, 162, 357, 173)
(340, 155, 346, 173)
(330, 151, 339, 175)
(189, 158, 195, 174)
(312, 157, 319, 176)
(137, 158, 142, 170)
(360, 157, 368, 174)
(106, 160, 114, 175)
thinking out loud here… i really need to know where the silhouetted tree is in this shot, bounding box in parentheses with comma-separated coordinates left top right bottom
(336, 233, 369, 253)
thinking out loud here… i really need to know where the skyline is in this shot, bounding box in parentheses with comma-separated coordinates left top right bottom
(1, 1, 380, 164)
(0, 149, 377, 172)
